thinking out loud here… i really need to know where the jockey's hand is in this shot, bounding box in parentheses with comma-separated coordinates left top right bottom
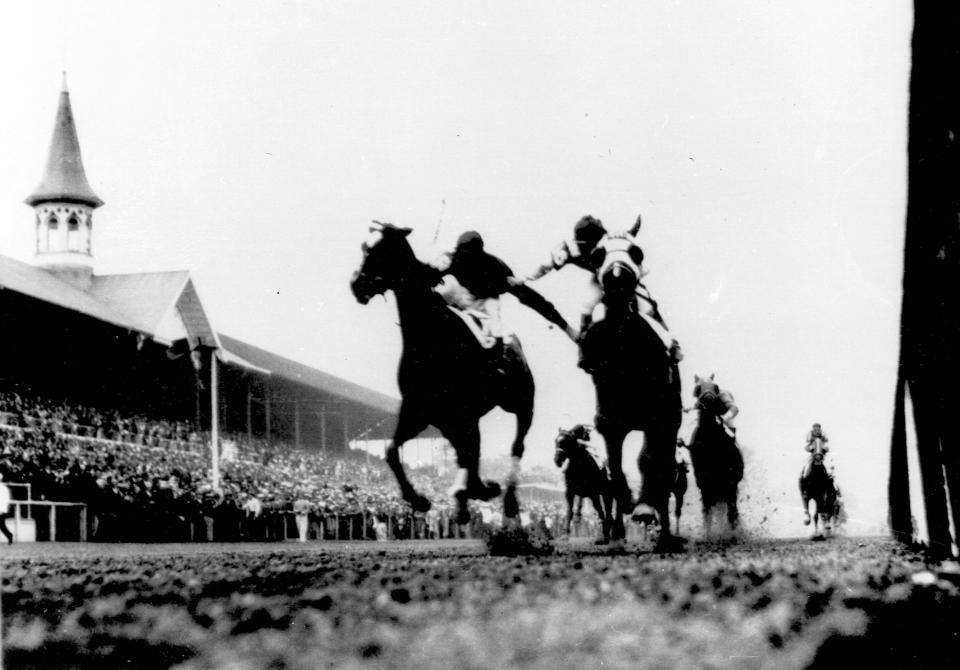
(430, 253, 452, 271)
(551, 244, 569, 267)
(506, 276, 523, 287)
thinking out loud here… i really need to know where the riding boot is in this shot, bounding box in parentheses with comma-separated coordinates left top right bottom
(489, 338, 506, 375)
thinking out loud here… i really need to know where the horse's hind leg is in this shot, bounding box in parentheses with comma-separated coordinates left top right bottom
(439, 421, 498, 525)
(727, 488, 740, 530)
(386, 405, 431, 512)
(565, 491, 575, 536)
(502, 355, 534, 519)
(589, 493, 610, 544)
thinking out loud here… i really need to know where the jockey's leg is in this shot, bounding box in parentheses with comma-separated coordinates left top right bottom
(386, 405, 431, 513)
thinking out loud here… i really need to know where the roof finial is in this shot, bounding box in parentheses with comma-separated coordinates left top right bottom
(61, 71, 68, 93)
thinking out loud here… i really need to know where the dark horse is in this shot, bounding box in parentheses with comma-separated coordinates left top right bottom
(350, 222, 535, 523)
(579, 233, 683, 549)
(688, 375, 744, 535)
(554, 424, 613, 544)
(799, 439, 838, 538)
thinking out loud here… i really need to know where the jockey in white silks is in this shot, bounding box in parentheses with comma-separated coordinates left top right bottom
(521, 214, 683, 364)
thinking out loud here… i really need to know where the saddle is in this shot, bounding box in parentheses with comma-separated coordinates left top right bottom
(446, 306, 497, 349)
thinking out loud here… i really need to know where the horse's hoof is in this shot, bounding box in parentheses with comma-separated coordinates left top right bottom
(803, 513, 811, 526)
(655, 535, 687, 553)
(631, 503, 658, 526)
(404, 491, 432, 513)
(594, 537, 610, 546)
(468, 479, 502, 501)
(453, 492, 471, 525)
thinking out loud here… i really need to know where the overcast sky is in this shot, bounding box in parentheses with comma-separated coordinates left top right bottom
(0, 1, 912, 535)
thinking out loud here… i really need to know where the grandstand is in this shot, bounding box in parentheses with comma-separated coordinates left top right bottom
(0, 81, 568, 545)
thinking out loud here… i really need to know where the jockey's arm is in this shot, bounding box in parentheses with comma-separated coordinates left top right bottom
(523, 242, 573, 283)
(508, 282, 578, 342)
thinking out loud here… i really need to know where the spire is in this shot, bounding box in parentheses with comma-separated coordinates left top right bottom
(25, 77, 103, 208)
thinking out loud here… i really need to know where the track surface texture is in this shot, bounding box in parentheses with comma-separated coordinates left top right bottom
(2, 536, 958, 669)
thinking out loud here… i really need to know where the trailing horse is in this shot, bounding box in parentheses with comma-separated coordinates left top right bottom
(578, 232, 683, 550)
(687, 376, 744, 535)
(554, 424, 612, 544)
(799, 439, 838, 538)
(350, 222, 535, 523)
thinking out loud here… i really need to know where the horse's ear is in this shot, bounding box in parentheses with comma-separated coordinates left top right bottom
(398, 227, 412, 237)
(693, 374, 700, 383)
(709, 373, 715, 381)
(370, 220, 385, 232)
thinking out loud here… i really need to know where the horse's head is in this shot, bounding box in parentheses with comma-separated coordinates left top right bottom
(592, 235, 644, 309)
(692, 373, 725, 417)
(350, 221, 414, 304)
(554, 424, 590, 466)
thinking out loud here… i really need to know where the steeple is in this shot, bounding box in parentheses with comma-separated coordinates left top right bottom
(25, 74, 103, 208)
(25, 76, 102, 290)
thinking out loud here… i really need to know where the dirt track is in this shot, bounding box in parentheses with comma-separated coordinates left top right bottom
(2, 536, 958, 669)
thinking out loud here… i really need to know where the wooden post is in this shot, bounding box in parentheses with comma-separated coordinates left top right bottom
(79, 505, 87, 542)
(246, 389, 253, 442)
(335, 514, 340, 540)
(265, 387, 272, 444)
(49, 504, 57, 542)
(294, 398, 301, 448)
(210, 349, 220, 490)
(320, 406, 327, 452)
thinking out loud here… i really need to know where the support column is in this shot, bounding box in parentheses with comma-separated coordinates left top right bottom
(210, 349, 220, 490)
(265, 386, 272, 445)
(320, 406, 327, 452)
(246, 387, 252, 442)
(294, 398, 301, 448)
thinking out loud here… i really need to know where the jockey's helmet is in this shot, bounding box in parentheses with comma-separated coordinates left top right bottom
(455, 230, 484, 253)
(573, 216, 605, 249)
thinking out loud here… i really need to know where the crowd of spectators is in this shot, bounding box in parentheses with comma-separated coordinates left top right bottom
(0, 386, 571, 542)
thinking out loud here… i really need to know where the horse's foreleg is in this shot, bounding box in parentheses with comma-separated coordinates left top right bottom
(386, 407, 430, 513)
(565, 491, 575, 536)
(601, 427, 629, 542)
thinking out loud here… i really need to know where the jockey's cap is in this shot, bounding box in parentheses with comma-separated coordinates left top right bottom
(574, 216, 605, 247)
(455, 230, 484, 253)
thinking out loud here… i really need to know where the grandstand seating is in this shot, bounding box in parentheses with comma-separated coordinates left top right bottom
(0, 387, 570, 542)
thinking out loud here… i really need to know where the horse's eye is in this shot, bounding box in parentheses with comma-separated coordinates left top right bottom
(629, 246, 644, 265)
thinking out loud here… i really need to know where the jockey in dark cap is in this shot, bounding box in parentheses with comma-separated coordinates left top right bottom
(431, 230, 579, 351)
(522, 214, 682, 363)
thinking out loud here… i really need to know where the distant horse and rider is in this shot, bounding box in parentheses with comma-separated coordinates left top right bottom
(686, 374, 744, 536)
(799, 423, 840, 538)
(350, 222, 576, 524)
(553, 424, 613, 544)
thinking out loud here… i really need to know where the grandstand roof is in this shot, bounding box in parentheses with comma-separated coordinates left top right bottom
(218, 333, 400, 414)
(0, 254, 135, 330)
(25, 80, 103, 208)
